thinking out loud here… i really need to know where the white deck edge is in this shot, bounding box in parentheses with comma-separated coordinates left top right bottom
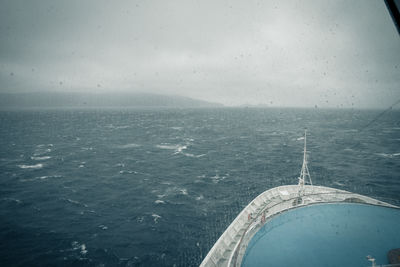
(200, 185, 399, 267)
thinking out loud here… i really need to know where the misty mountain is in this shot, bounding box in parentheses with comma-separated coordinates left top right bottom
(0, 92, 223, 108)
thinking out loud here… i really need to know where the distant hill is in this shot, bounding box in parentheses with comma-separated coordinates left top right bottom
(0, 92, 223, 108)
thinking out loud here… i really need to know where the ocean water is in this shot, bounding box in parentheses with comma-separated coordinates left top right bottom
(0, 107, 399, 266)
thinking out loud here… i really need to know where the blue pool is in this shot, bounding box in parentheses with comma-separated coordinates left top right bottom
(242, 203, 400, 267)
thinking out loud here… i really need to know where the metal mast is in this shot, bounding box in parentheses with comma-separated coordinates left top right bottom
(298, 129, 312, 197)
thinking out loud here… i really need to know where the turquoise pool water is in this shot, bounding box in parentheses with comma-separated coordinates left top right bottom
(242, 203, 400, 267)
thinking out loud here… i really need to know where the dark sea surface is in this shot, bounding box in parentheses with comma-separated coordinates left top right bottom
(0, 108, 399, 266)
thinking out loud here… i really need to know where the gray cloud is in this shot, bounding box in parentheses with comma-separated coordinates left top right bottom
(0, 0, 399, 108)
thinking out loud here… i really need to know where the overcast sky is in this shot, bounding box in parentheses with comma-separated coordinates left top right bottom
(0, 0, 399, 108)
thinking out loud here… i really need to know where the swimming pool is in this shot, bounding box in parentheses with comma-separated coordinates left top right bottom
(242, 203, 400, 267)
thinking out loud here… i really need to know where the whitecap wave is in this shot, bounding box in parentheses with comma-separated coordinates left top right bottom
(20, 175, 62, 182)
(156, 144, 182, 150)
(63, 198, 89, 208)
(71, 241, 88, 255)
(119, 170, 137, 174)
(180, 189, 188, 195)
(376, 153, 400, 158)
(37, 144, 53, 148)
(196, 195, 204, 201)
(211, 173, 228, 183)
(152, 213, 161, 223)
(18, 163, 43, 169)
(39, 175, 61, 179)
(175, 145, 187, 154)
(80, 244, 88, 255)
(333, 181, 345, 186)
(116, 143, 141, 149)
(106, 124, 131, 129)
(156, 144, 191, 156)
(182, 153, 206, 158)
(171, 126, 183, 130)
(98, 225, 108, 230)
(136, 216, 145, 223)
(31, 156, 51, 160)
(155, 200, 165, 204)
(33, 148, 52, 156)
(2, 197, 22, 204)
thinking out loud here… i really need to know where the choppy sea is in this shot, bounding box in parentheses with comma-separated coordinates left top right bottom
(0, 107, 399, 266)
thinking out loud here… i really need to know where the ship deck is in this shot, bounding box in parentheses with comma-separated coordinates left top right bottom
(200, 185, 399, 267)
(242, 202, 400, 266)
